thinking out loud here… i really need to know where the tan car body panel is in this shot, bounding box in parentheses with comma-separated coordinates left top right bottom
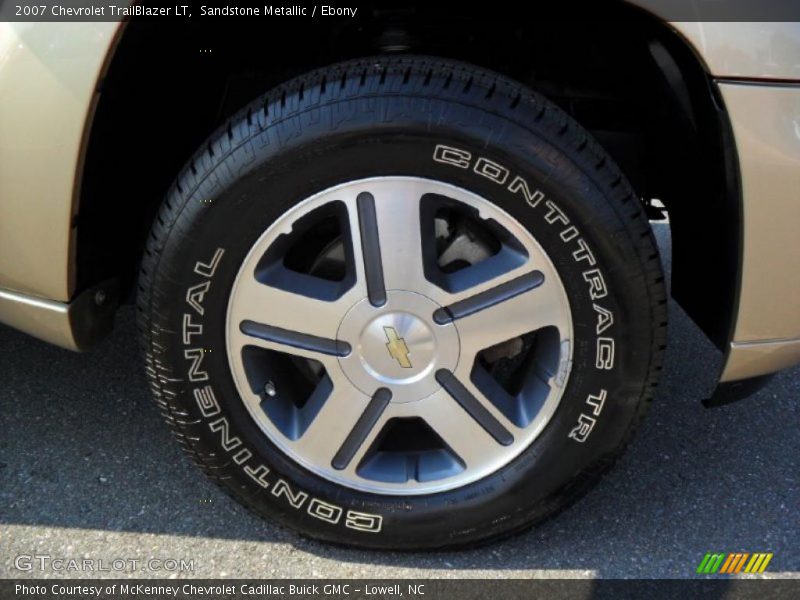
(724, 338, 800, 382)
(0, 22, 119, 301)
(667, 22, 800, 81)
(0, 16, 798, 379)
(0, 287, 77, 347)
(0, 282, 116, 350)
(716, 83, 800, 381)
(719, 83, 800, 342)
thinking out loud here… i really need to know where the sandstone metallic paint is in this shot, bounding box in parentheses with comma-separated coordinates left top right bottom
(669, 22, 800, 81)
(723, 339, 800, 382)
(0, 288, 75, 348)
(717, 83, 800, 381)
(631, 0, 800, 79)
(0, 22, 119, 301)
(0, 281, 116, 350)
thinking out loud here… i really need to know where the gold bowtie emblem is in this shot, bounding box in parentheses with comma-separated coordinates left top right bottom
(383, 326, 412, 368)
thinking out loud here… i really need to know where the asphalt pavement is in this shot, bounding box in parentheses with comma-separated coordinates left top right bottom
(1, 224, 798, 579)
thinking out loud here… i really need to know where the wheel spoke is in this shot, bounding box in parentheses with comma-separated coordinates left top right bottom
(239, 321, 350, 357)
(450, 268, 568, 364)
(332, 388, 392, 470)
(435, 369, 513, 445)
(348, 179, 428, 293)
(415, 388, 512, 469)
(433, 271, 544, 324)
(229, 271, 357, 347)
(356, 192, 387, 307)
(292, 381, 388, 477)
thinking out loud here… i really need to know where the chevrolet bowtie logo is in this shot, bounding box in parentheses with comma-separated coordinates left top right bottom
(383, 326, 412, 368)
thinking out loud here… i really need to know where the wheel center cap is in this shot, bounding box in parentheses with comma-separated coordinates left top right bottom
(362, 312, 434, 381)
(337, 291, 459, 403)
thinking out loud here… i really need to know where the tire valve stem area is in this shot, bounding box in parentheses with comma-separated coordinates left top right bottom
(264, 380, 277, 397)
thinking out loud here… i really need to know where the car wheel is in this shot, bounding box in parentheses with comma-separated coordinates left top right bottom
(137, 56, 667, 549)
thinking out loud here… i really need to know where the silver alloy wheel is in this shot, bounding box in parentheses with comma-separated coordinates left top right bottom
(226, 177, 573, 495)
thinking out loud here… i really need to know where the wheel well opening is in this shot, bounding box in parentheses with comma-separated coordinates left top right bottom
(77, 3, 738, 350)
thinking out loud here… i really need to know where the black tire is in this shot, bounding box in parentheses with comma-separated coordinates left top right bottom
(137, 56, 667, 549)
